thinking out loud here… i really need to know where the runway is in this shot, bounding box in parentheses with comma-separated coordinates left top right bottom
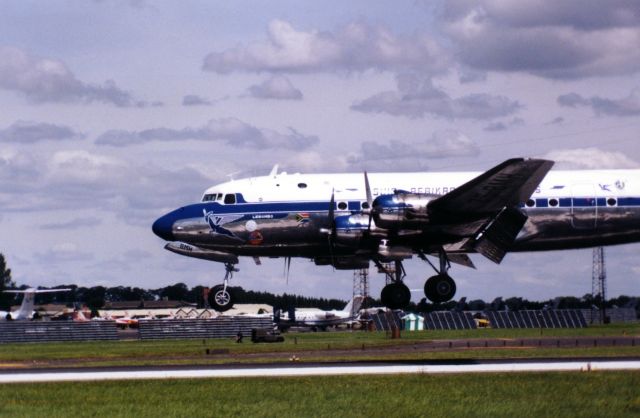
(1, 358, 639, 383)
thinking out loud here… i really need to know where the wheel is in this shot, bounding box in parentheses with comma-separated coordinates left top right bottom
(424, 274, 456, 304)
(208, 284, 235, 312)
(380, 282, 411, 310)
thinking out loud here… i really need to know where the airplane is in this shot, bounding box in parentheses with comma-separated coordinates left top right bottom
(278, 296, 364, 330)
(0, 288, 72, 320)
(152, 158, 640, 312)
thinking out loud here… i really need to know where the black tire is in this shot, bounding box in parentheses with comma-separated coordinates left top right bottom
(208, 284, 235, 312)
(424, 274, 456, 304)
(380, 282, 411, 310)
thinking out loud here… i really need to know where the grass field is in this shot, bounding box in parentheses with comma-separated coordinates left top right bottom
(0, 323, 638, 368)
(1, 372, 638, 417)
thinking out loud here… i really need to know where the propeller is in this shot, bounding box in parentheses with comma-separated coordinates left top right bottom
(283, 256, 292, 284)
(327, 188, 337, 268)
(363, 171, 374, 232)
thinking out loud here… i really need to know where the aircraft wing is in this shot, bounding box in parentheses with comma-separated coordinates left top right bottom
(429, 158, 554, 216)
(428, 158, 553, 264)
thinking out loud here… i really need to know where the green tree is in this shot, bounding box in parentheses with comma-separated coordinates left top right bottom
(0, 253, 16, 310)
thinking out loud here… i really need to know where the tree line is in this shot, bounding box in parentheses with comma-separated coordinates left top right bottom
(0, 253, 637, 313)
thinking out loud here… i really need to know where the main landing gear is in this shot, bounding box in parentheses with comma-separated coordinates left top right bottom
(421, 249, 456, 304)
(376, 250, 458, 310)
(376, 260, 411, 310)
(208, 262, 238, 312)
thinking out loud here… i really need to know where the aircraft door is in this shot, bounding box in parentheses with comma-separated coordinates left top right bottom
(571, 184, 597, 229)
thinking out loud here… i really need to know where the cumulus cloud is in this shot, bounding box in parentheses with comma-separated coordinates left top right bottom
(247, 76, 303, 100)
(0, 120, 85, 143)
(543, 147, 639, 169)
(351, 74, 521, 120)
(0, 46, 150, 106)
(95, 117, 319, 149)
(546, 116, 565, 125)
(348, 130, 478, 166)
(182, 95, 213, 106)
(557, 89, 640, 117)
(41, 217, 102, 230)
(483, 117, 524, 132)
(0, 150, 212, 223)
(443, 1, 640, 79)
(35, 242, 93, 263)
(203, 19, 448, 75)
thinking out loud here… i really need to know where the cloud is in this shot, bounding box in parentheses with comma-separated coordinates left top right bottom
(247, 76, 303, 100)
(0, 150, 213, 225)
(0, 46, 150, 106)
(546, 116, 565, 125)
(95, 117, 319, 149)
(203, 19, 448, 75)
(182, 95, 213, 106)
(557, 89, 640, 116)
(35, 242, 93, 263)
(483, 117, 524, 132)
(543, 147, 639, 169)
(40, 217, 102, 230)
(0, 121, 85, 143)
(351, 74, 521, 120)
(443, 1, 640, 79)
(348, 130, 478, 166)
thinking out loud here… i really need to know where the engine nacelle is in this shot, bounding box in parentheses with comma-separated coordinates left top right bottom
(372, 192, 439, 230)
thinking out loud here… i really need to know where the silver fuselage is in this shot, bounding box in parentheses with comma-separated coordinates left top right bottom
(152, 169, 640, 262)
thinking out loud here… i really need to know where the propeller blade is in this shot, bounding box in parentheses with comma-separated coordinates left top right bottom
(364, 171, 373, 209)
(329, 188, 335, 221)
(364, 172, 374, 232)
(328, 188, 336, 269)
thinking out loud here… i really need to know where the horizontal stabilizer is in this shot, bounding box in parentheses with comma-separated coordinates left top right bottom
(474, 207, 528, 264)
(4, 288, 72, 294)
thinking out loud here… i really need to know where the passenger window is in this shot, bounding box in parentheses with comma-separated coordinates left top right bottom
(224, 194, 236, 204)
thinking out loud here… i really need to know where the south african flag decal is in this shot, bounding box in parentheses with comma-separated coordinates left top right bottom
(296, 213, 310, 225)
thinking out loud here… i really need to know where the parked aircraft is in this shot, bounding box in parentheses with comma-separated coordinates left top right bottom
(279, 296, 364, 330)
(152, 158, 640, 311)
(0, 288, 71, 320)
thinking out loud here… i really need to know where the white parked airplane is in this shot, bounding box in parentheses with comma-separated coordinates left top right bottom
(0, 288, 72, 320)
(279, 296, 364, 330)
(152, 158, 640, 311)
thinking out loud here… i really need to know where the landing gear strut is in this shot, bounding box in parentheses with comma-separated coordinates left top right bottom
(208, 263, 238, 312)
(421, 249, 456, 303)
(376, 260, 411, 310)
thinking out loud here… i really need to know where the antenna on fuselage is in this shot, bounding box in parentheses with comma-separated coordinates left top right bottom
(269, 164, 280, 178)
(226, 171, 241, 181)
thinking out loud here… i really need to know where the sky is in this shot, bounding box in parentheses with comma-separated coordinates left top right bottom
(1, 0, 639, 302)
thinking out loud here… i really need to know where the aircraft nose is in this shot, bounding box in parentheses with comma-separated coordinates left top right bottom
(152, 213, 175, 241)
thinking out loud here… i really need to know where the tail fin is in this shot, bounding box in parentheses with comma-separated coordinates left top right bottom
(4, 288, 72, 320)
(343, 296, 364, 316)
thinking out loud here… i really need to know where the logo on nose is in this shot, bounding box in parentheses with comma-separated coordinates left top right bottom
(203, 209, 241, 237)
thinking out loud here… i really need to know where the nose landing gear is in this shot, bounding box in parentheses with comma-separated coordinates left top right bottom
(208, 263, 238, 312)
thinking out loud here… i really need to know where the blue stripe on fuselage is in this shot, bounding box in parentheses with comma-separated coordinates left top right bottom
(175, 197, 640, 221)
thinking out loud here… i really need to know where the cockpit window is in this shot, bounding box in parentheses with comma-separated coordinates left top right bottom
(202, 193, 223, 202)
(202, 193, 217, 202)
(224, 193, 236, 204)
